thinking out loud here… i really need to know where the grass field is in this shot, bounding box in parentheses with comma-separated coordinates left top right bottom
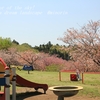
(16, 69, 100, 97)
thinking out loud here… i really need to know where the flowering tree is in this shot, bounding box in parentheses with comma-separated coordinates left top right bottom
(35, 54, 73, 71)
(16, 50, 41, 69)
(0, 48, 19, 65)
(0, 48, 76, 71)
(58, 20, 100, 71)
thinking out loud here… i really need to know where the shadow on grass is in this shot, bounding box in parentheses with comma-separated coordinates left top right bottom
(10, 91, 43, 100)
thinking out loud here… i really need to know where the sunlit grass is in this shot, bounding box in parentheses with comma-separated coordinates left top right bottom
(16, 69, 100, 97)
(1, 69, 100, 97)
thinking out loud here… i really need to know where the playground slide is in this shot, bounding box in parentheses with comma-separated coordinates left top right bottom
(16, 74, 48, 93)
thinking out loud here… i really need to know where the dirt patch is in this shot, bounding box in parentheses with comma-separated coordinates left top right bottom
(14, 88, 100, 100)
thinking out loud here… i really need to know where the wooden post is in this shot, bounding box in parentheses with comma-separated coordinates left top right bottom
(82, 73, 84, 84)
(59, 71, 61, 81)
(12, 67, 16, 100)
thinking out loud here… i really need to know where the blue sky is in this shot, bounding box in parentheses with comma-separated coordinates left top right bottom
(0, 0, 100, 47)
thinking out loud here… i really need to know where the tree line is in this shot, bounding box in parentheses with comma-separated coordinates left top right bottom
(34, 41, 71, 61)
(0, 37, 71, 61)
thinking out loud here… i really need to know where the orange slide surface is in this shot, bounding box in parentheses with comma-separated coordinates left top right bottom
(16, 74, 48, 93)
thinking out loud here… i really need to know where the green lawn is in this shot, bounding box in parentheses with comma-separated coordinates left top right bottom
(16, 69, 100, 97)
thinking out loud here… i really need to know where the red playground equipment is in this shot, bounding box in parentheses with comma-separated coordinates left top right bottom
(0, 58, 11, 100)
(0, 58, 48, 100)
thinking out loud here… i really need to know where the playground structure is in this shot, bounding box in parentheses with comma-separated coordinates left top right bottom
(0, 58, 48, 100)
(0, 58, 14, 100)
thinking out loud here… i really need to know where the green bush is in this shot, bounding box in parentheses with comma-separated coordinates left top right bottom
(45, 64, 59, 72)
